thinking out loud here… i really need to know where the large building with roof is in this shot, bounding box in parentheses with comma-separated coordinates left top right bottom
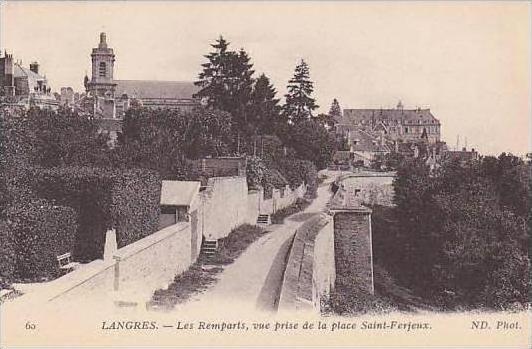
(0, 51, 59, 110)
(337, 101, 441, 144)
(84, 33, 200, 121)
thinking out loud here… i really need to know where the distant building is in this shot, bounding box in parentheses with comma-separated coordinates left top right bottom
(338, 101, 441, 144)
(0, 51, 58, 110)
(84, 32, 200, 121)
(442, 147, 480, 164)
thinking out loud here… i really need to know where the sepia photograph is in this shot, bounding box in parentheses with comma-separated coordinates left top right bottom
(0, 1, 530, 348)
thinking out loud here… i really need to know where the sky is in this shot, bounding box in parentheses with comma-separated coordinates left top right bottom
(1, 1, 530, 156)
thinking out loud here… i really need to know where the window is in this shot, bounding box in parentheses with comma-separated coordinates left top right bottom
(405, 127, 409, 133)
(99, 62, 106, 77)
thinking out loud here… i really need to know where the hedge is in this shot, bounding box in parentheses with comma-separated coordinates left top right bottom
(0, 221, 16, 287)
(4, 200, 77, 280)
(29, 166, 161, 262)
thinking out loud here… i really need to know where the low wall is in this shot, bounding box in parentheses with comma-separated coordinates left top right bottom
(339, 173, 395, 206)
(278, 214, 334, 313)
(259, 184, 306, 215)
(9, 223, 196, 307)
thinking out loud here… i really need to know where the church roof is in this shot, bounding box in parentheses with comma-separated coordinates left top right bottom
(114, 80, 199, 100)
(341, 108, 440, 125)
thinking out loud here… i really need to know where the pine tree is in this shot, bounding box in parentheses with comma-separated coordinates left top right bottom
(329, 98, 342, 119)
(194, 36, 232, 111)
(194, 36, 256, 153)
(282, 59, 318, 123)
(249, 73, 281, 136)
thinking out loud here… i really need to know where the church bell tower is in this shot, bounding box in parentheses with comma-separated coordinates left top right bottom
(87, 32, 117, 118)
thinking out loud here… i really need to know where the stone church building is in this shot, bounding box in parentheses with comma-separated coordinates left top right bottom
(85, 33, 199, 121)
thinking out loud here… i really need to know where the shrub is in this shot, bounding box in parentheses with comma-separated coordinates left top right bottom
(30, 166, 161, 261)
(5, 200, 77, 280)
(0, 221, 16, 287)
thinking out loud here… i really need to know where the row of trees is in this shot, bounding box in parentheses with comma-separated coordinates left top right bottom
(194, 36, 337, 168)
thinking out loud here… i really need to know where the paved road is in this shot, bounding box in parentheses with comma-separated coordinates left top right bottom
(172, 174, 336, 316)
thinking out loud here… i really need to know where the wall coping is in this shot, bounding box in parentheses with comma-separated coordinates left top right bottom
(278, 214, 331, 311)
(114, 222, 188, 262)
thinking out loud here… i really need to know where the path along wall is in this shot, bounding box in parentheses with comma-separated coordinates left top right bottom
(277, 214, 335, 314)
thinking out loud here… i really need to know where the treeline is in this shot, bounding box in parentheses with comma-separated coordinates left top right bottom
(372, 154, 530, 310)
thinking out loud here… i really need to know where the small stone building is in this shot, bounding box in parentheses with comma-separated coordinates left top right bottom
(159, 180, 201, 229)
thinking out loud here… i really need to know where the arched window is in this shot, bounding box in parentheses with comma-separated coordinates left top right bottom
(99, 62, 106, 77)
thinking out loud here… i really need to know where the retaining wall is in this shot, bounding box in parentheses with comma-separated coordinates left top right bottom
(277, 214, 334, 313)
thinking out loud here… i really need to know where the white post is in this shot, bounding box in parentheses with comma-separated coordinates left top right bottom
(104, 228, 117, 261)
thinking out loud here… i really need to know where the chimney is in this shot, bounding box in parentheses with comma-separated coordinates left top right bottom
(30, 61, 39, 74)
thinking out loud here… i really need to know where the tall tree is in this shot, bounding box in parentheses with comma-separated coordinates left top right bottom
(329, 98, 342, 119)
(194, 36, 255, 152)
(194, 36, 232, 111)
(282, 59, 319, 123)
(248, 73, 282, 136)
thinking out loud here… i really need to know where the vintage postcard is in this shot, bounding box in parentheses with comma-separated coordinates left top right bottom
(0, 1, 530, 348)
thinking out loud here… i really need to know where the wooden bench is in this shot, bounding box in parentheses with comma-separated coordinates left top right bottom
(56, 252, 80, 272)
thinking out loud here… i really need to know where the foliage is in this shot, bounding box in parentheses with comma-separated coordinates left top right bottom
(284, 119, 336, 170)
(30, 166, 161, 262)
(248, 73, 283, 136)
(328, 98, 342, 119)
(246, 156, 267, 190)
(375, 154, 530, 310)
(194, 36, 255, 141)
(24, 107, 113, 168)
(4, 200, 77, 280)
(246, 156, 288, 197)
(282, 59, 319, 123)
(0, 221, 16, 286)
(118, 107, 234, 179)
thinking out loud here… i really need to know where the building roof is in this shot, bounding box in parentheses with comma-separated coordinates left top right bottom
(13, 63, 47, 92)
(160, 180, 201, 207)
(114, 80, 199, 100)
(341, 108, 440, 125)
(349, 129, 390, 153)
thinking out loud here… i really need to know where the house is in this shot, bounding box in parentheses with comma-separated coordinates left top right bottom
(159, 180, 201, 229)
(343, 128, 391, 167)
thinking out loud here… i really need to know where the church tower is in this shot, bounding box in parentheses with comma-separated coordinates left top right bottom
(87, 32, 116, 118)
